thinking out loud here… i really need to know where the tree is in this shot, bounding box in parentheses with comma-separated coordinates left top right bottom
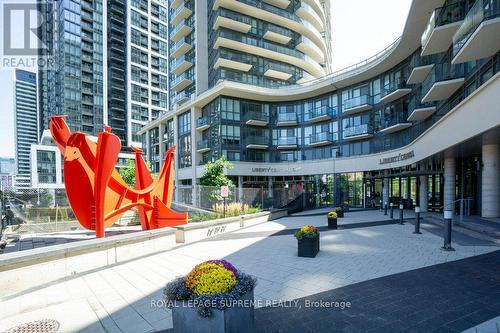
(199, 157, 234, 187)
(118, 159, 153, 186)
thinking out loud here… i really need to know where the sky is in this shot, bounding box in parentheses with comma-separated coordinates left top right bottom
(0, 0, 412, 158)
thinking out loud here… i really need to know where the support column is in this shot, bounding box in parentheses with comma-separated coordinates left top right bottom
(419, 175, 428, 213)
(482, 135, 499, 218)
(444, 149, 456, 216)
(173, 116, 179, 203)
(238, 176, 243, 203)
(268, 177, 273, 198)
(382, 171, 390, 208)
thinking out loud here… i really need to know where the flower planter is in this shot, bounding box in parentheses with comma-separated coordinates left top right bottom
(297, 235, 319, 258)
(327, 217, 338, 229)
(172, 290, 255, 333)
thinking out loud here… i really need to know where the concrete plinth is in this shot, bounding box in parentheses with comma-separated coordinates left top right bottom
(481, 142, 499, 218)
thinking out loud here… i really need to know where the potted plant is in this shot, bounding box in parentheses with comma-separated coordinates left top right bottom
(164, 259, 257, 333)
(327, 211, 338, 229)
(342, 201, 350, 212)
(294, 225, 319, 258)
(335, 207, 344, 218)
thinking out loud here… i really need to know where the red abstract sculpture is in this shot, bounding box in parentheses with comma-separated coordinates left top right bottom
(50, 116, 188, 238)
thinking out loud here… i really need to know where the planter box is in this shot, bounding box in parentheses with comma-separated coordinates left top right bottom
(327, 217, 338, 229)
(336, 210, 344, 218)
(297, 235, 319, 258)
(172, 290, 255, 333)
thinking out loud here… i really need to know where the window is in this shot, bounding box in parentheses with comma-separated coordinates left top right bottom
(220, 97, 240, 120)
(221, 125, 240, 145)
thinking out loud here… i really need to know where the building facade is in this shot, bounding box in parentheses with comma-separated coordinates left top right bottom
(167, 0, 333, 109)
(146, 0, 500, 218)
(14, 70, 39, 191)
(38, 0, 170, 147)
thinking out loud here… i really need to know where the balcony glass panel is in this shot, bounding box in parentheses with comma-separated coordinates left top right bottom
(196, 116, 210, 128)
(381, 78, 407, 99)
(310, 132, 334, 143)
(244, 111, 269, 123)
(277, 113, 297, 123)
(246, 136, 269, 146)
(421, 62, 464, 97)
(306, 105, 336, 121)
(421, 1, 466, 47)
(197, 140, 210, 150)
(343, 124, 372, 138)
(453, 0, 500, 56)
(343, 95, 372, 111)
(277, 137, 298, 145)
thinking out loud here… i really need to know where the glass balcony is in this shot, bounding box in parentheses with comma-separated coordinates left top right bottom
(263, 0, 290, 10)
(421, 1, 466, 56)
(452, 0, 500, 64)
(276, 113, 298, 126)
(171, 72, 193, 92)
(196, 116, 210, 131)
(421, 62, 465, 103)
(244, 111, 269, 126)
(277, 136, 298, 148)
(170, 4, 192, 26)
(263, 63, 295, 81)
(343, 124, 373, 141)
(245, 136, 269, 149)
(309, 132, 334, 146)
(172, 90, 189, 105)
(170, 54, 194, 75)
(170, 38, 193, 59)
(343, 95, 373, 115)
(196, 140, 210, 152)
(306, 105, 335, 123)
(214, 53, 252, 72)
(170, 20, 193, 42)
(380, 78, 411, 104)
(379, 112, 412, 134)
(263, 24, 293, 44)
(407, 94, 437, 121)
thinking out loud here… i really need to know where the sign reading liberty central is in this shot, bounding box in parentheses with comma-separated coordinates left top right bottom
(379, 151, 415, 165)
(251, 166, 302, 173)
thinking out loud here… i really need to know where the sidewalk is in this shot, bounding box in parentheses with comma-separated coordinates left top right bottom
(0, 209, 497, 332)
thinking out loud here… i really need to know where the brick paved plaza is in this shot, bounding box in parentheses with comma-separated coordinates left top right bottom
(0, 209, 499, 333)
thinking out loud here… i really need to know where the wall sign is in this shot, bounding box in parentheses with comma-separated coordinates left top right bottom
(251, 166, 302, 173)
(379, 150, 415, 165)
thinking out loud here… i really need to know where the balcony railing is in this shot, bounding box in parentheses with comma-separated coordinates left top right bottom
(421, 62, 464, 98)
(310, 132, 334, 144)
(380, 111, 410, 129)
(343, 95, 372, 112)
(421, 1, 466, 47)
(306, 105, 336, 122)
(453, 0, 500, 56)
(246, 136, 269, 146)
(277, 136, 298, 146)
(343, 124, 373, 138)
(277, 112, 297, 124)
(244, 111, 269, 124)
(380, 78, 408, 99)
(197, 140, 210, 151)
(196, 116, 210, 130)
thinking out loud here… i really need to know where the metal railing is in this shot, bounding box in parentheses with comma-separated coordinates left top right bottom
(438, 197, 474, 223)
(343, 95, 372, 111)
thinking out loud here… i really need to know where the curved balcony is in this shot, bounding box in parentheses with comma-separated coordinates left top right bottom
(213, 30, 325, 78)
(379, 113, 412, 134)
(295, 1, 324, 33)
(343, 95, 373, 115)
(452, 0, 500, 64)
(263, 24, 293, 45)
(213, 0, 327, 56)
(213, 15, 252, 34)
(276, 113, 298, 126)
(263, 62, 295, 81)
(302, 0, 326, 23)
(263, 0, 290, 9)
(296, 36, 325, 64)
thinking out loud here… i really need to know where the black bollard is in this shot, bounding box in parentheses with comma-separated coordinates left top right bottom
(413, 206, 421, 234)
(384, 202, 388, 215)
(441, 211, 455, 251)
(380, 199, 383, 212)
(399, 203, 404, 225)
(390, 203, 394, 219)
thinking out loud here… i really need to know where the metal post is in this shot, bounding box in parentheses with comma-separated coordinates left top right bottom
(384, 202, 388, 215)
(442, 210, 455, 251)
(223, 197, 226, 218)
(459, 199, 463, 224)
(380, 199, 383, 211)
(390, 203, 394, 219)
(413, 206, 421, 234)
(399, 203, 404, 225)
